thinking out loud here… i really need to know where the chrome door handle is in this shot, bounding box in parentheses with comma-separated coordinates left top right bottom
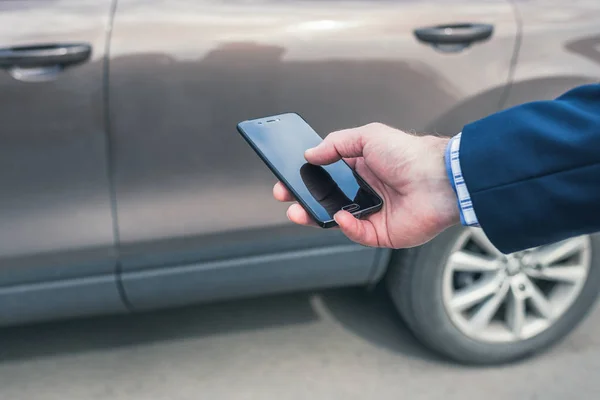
(0, 43, 92, 69)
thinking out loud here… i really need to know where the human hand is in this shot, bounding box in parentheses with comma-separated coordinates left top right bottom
(273, 123, 460, 248)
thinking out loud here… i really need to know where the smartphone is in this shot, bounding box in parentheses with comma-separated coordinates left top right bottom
(237, 112, 383, 228)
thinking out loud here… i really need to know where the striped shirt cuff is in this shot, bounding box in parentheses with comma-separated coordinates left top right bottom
(444, 132, 480, 227)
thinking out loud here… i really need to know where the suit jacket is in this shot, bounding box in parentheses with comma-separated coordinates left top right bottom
(461, 84, 600, 253)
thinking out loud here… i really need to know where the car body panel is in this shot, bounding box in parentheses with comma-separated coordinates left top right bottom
(122, 245, 384, 311)
(504, 0, 600, 107)
(0, 0, 126, 323)
(0, 275, 125, 326)
(108, 0, 517, 309)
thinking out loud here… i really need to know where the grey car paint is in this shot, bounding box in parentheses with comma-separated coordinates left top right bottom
(0, 0, 598, 324)
(0, 0, 127, 324)
(108, 0, 517, 310)
(503, 0, 600, 107)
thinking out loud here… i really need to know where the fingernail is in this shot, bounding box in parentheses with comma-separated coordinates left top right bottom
(304, 148, 315, 158)
(333, 212, 342, 224)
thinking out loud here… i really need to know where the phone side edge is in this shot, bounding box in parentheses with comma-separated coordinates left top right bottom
(355, 202, 383, 219)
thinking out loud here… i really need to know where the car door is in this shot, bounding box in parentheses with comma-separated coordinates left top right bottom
(109, 0, 517, 310)
(502, 0, 600, 107)
(0, 0, 125, 324)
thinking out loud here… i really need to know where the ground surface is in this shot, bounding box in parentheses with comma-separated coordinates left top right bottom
(1, 287, 599, 400)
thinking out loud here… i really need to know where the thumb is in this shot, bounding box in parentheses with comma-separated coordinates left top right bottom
(305, 126, 367, 165)
(334, 210, 378, 247)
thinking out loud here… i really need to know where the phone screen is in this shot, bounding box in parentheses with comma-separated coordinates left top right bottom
(237, 113, 383, 227)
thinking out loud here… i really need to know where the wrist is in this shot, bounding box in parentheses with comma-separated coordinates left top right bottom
(427, 135, 461, 227)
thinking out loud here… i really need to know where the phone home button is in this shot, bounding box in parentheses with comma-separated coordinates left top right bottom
(342, 203, 360, 212)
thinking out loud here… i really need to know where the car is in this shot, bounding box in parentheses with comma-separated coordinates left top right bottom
(1, 0, 599, 365)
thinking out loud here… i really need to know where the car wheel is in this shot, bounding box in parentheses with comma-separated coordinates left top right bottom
(386, 226, 600, 364)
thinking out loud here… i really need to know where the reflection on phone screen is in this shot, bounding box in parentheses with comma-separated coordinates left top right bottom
(300, 163, 353, 215)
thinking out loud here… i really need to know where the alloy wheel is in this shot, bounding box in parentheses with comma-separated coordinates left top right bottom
(442, 229, 591, 343)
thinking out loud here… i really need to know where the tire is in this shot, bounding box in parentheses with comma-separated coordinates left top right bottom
(386, 226, 600, 365)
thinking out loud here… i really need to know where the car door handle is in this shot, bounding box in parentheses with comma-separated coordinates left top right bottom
(0, 43, 92, 69)
(414, 23, 494, 46)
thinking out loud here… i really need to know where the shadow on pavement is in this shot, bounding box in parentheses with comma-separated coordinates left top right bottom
(0, 287, 442, 364)
(321, 286, 445, 363)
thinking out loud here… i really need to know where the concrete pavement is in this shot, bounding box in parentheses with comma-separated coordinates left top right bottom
(0, 287, 599, 400)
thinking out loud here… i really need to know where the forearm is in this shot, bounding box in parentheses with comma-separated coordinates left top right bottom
(451, 84, 600, 253)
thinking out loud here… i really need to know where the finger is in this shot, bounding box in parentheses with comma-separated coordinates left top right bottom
(287, 203, 318, 227)
(333, 210, 378, 246)
(273, 181, 295, 202)
(343, 157, 357, 169)
(352, 157, 380, 189)
(305, 126, 370, 165)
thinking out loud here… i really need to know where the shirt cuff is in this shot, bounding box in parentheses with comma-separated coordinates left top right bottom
(444, 132, 480, 227)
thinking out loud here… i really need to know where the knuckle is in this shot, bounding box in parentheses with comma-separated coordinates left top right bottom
(325, 129, 345, 142)
(364, 122, 387, 130)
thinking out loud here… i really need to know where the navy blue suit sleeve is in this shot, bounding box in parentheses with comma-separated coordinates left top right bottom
(460, 84, 600, 253)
